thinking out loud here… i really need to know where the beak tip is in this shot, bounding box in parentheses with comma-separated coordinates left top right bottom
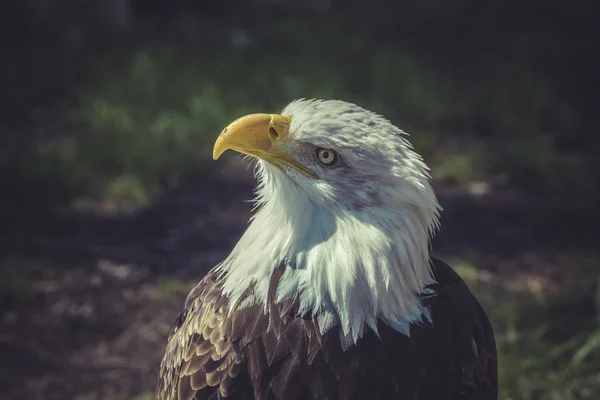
(213, 133, 226, 160)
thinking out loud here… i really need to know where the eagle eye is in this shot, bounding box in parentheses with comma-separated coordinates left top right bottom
(315, 148, 337, 166)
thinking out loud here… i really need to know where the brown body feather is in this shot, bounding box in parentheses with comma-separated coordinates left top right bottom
(157, 257, 498, 400)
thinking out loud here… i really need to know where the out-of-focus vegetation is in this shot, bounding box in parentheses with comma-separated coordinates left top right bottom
(455, 257, 600, 400)
(1, 1, 599, 399)
(2, 0, 599, 207)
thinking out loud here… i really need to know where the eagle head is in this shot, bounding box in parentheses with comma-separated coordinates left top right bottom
(213, 99, 441, 346)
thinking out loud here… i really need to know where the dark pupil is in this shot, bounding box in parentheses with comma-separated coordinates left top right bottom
(322, 151, 330, 159)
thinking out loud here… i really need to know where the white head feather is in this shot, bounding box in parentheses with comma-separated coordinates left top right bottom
(217, 99, 441, 348)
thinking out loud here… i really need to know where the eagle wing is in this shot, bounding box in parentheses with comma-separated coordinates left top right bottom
(156, 266, 327, 400)
(156, 271, 243, 399)
(416, 257, 499, 399)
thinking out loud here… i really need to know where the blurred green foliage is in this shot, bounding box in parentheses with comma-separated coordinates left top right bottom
(457, 259, 600, 400)
(499, 326, 600, 399)
(3, 8, 595, 205)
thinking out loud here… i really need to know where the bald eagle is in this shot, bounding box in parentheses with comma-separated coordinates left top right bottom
(157, 99, 498, 400)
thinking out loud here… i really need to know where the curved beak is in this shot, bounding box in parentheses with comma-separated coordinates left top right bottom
(213, 113, 317, 179)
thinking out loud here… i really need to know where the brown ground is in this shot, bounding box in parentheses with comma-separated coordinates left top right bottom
(0, 159, 597, 400)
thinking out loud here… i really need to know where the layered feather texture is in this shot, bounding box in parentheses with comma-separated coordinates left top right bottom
(157, 260, 498, 400)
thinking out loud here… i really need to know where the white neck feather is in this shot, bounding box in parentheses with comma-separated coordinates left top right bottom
(217, 163, 438, 348)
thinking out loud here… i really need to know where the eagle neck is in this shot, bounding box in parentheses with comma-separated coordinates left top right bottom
(217, 167, 435, 348)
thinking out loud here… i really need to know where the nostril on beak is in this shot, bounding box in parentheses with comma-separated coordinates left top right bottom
(268, 127, 279, 141)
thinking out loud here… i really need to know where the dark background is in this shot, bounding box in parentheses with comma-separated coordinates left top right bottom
(1, 1, 599, 399)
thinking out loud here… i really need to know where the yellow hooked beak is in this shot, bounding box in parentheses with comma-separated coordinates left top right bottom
(213, 113, 317, 179)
